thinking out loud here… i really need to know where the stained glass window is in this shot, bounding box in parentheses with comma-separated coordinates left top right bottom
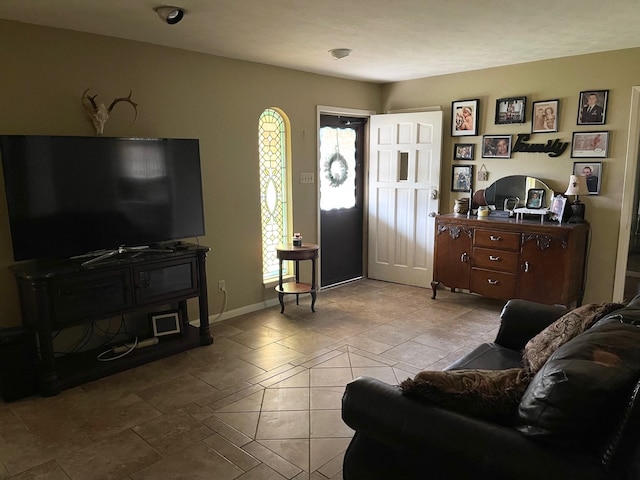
(259, 108, 291, 280)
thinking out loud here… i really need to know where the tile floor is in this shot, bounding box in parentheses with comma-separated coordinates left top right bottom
(0, 279, 506, 480)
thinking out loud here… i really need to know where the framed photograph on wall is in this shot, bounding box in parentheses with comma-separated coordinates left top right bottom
(573, 161, 602, 195)
(495, 96, 526, 124)
(577, 90, 608, 125)
(452, 165, 473, 192)
(571, 131, 609, 158)
(452, 99, 479, 137)
(531, 99, 559, 133)
(482, 135, 512, 158)
(454, 143, 475, 160)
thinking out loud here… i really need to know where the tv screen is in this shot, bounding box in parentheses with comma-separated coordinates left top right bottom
(0, 135, 205, 261)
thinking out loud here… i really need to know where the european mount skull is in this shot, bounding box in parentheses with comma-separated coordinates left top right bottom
(82, 89, 138, 135)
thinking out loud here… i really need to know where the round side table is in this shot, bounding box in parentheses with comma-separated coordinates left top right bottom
(275, 243, 319, 313)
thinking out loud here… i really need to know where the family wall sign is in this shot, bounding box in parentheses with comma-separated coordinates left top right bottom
(511, 133, 569, 157)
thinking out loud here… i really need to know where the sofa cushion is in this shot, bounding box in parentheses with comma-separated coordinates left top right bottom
(517, 319, 640, 450)
(522, 302, 623, 374)
(400, 368, 530, 423)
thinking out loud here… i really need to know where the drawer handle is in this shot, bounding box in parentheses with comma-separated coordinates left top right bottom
(460, 252, 468, 263)
(489, 255, 500, 261)
(489, 235, 501, 241)
(523, 261, 530, 273)
(487, 279, 499, 285)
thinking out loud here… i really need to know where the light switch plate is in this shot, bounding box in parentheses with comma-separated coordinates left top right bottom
(300, 172, 315, 184)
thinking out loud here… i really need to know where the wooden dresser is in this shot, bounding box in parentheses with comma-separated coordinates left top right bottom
(431, 214, 589, 307)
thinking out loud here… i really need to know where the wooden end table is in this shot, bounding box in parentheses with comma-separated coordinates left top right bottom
(275, 243, 319, 313)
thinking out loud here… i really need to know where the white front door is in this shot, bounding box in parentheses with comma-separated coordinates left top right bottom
(368, 111, 443, 287)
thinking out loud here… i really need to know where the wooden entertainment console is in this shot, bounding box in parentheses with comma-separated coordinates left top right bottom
(10, 244, 212, 396)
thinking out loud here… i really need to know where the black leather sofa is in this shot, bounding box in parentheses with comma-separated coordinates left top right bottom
(342, 297, 640, 480)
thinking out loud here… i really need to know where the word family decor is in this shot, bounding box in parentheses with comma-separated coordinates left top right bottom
(512, 133, 569, 157)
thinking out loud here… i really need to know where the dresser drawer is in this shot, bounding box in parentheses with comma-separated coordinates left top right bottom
(474, 229, 520, 251)
(473, 247, 519, 273)
(470, 268, 517, 299)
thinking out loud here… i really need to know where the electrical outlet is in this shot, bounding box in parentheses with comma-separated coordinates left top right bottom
(218, 280, 225, 292)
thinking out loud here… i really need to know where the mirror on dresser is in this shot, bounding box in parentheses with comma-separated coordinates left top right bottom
(482, 175, 554, 214)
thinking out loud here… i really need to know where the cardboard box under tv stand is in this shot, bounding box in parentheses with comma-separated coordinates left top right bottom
(9, 244, 212, 397)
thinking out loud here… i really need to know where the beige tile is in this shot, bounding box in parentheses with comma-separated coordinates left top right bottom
(262, 388, 310, 411)
(213, 411, 261, 439)
(258, 439, 309, 472)
(215, 390, 265, 413)
(240, 343, 307, 371)
(130, 441, 244, 480)
(268, 370, 310, 388)
(311, 438, 351, 474)
(310, 410, 353, 438)
(309, 387, 344, 410)
(309, 367, 353, 387)
(57, 429, 162, 480)
(231, 326, 291, 349)
(235, 463, 287, 479)
(256, 410, 310, 440)
(7, 460, 70, 480)
(203, 432, 261, 472)
(242, 441, 303, 478)
(132, 411, 214, 455)
(137, 374, 221, 412)
(277, 331, 338, 354)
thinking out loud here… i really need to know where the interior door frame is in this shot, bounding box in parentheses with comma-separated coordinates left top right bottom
(613, 86, 640, 301)
(316, 105, 375, 289)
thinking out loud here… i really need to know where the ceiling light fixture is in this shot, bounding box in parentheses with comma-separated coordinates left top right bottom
(329, 48, 352, 60)
(155, 6, 186, 25)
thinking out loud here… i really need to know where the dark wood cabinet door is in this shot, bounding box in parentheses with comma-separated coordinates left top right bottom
(433, 223, 472, 290)
(518, 233, 569, 305)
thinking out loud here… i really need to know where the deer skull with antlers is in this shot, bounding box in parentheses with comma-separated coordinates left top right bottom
(82, 89, 138, 135)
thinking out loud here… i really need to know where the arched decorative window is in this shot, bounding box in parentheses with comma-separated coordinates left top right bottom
(259, 108, 292, 281)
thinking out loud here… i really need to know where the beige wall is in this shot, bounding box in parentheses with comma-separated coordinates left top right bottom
(382, 48, 640, 304)
(0, 20, 381, 327)
(0, 20, 637, 328)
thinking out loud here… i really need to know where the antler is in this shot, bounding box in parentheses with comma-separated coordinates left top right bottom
(81, 88, 99, 110)
(108, 90, 138, 123)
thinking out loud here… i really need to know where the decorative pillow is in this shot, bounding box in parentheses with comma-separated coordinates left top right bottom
(517, 319, 640, 450)
(400, 368, 530, 424)
(522, 302, 623, 374)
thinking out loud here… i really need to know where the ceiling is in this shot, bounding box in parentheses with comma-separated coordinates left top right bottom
(1, 0, 639, 83)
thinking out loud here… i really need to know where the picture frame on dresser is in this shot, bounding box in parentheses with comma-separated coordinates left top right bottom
(549, 194, 568, 223)
(526, 189, 545, 209)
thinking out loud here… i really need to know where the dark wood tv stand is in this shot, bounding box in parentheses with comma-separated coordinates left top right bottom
(10, 244, 212, 396)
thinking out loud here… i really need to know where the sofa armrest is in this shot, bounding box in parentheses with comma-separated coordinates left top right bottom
(494, 299, 568, 350)
(342, 376, 609, 480)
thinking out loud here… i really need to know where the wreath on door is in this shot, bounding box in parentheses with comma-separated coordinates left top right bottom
(323, 152, 348, 188)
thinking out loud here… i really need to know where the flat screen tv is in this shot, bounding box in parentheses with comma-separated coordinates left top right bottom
(0, 135, 205, 262)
